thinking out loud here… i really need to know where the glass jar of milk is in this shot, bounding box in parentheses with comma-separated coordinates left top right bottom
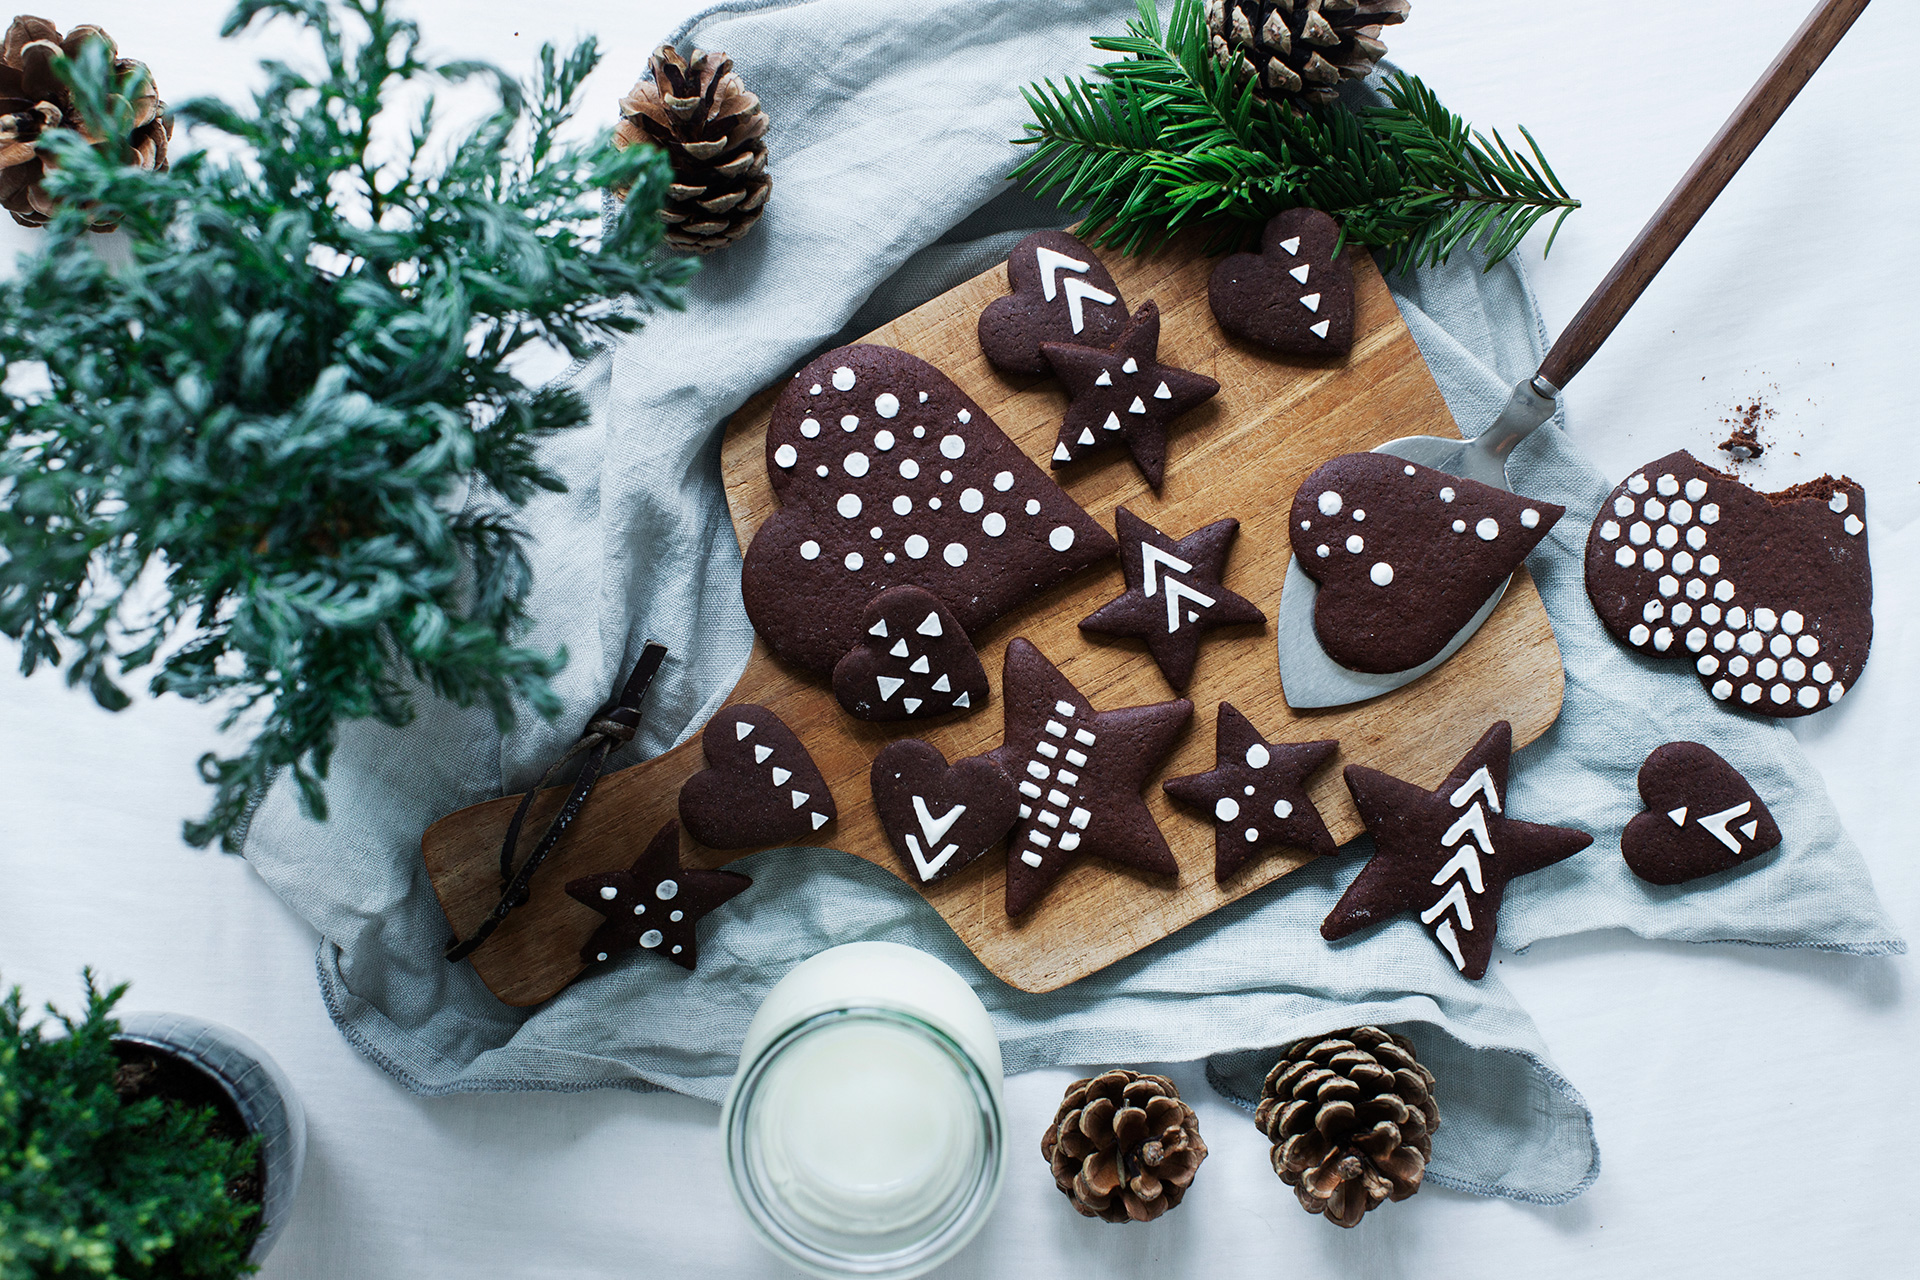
(721, 941, 1005, 1278)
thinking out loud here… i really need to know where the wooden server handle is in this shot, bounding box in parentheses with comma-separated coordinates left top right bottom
(1536, 0, 1871, 391)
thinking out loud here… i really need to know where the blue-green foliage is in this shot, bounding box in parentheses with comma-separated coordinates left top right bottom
(0, 0, 695, 849)
(0, 973, 261, 1276)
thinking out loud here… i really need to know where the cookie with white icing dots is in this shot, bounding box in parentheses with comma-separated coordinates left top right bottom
(1322, 721, 1592, 980)
(565, 819, 752, 972)
(978, 230, 1130, 374)
(986, 638, 1193, 917)
(832, 586, 989, 721)
(677, 704, 836, 848)
(1621, 741, 1781, 886)
(741, 344, 1117, 674)
(1584, 451, 1871, 718)
(1162, 703, 1338, 883)
(1207, 208, 1355, 356)
(1290, 453, 1565, 674)
(870, 738, 1019, 886)
(1041, 301, 1222, 490)
(1079, 507, 1265, 690)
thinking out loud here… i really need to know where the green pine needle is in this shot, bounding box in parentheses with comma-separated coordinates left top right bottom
(1011, 0, 1579, 271)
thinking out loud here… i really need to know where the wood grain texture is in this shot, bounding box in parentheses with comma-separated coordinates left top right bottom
(423, 238, 1564, 1006)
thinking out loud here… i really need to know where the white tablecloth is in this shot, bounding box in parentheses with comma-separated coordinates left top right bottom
(5, 1, 1916, 1274)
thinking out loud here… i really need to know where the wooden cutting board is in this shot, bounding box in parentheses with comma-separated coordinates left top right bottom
(423, 236, 1564, 1007)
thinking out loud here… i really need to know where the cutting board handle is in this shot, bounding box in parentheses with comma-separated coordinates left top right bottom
(1536, 0, 1870, 391)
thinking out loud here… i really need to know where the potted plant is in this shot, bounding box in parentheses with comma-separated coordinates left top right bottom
(0, 972, 306, 1274)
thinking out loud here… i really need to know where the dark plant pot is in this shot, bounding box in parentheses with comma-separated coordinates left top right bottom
(112, 1011, 307, 1265)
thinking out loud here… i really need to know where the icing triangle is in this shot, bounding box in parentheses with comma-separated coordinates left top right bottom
(790, 790, 810, 808)
(735, 721, 755, 740)
(1102, 411, 1121, 432)
(1310, 320, 1331, 339)
(1128, 396, 1146, 414)
(1153, 382, 1171, 399)
(1078, 427, 1095, 445)
(1290, 263, 1310, 284)
(1054, 443, 1071, 461)
(1279, 236, 1300, 255)
(1094, 369, 1111, 387)
(903, 697, 922, 713)
(953, 691, 971, 708)
(1667, 806, 1688, 826)
(1300, 293, 1321, 313)
(754, 744, 773, 764)
(888, 638, 909, 658)
(909, 655, 931, 674)
(877, 675, 905, 700)
(916, 612, 943, 637)
(1739, 819, 1760, 840)
(868, 619, 888, 637)
(811, 811, 829, 829)
(771, 766, 791, 785)
(931, 673, 951, 692)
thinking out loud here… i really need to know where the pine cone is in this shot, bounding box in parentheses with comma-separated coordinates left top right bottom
(614, 45, 770, 253)
(1253, 1026, 1439, 1227)
(1204, 0, 1410, 109)
(1040, 1069, 1207, 1223)
(0, 15, 170, 229)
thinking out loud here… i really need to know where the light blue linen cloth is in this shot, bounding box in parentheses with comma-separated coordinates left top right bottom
(241, 0, 1900, 1207)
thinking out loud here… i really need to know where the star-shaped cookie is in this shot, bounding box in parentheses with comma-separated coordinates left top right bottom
(565, 819, 752, 971)
(1079, 508, 1266, 689)
(986, 638, 1193, 917)
(1041, 301, 1220, 490)
(1321, 722, 1591, 979)
(1162, 703, 1338, 882)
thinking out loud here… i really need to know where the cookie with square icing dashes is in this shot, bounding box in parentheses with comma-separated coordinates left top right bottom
(986, 638, 1192, 917)
(832, 586, 988, 721)
(1584, 451, 1871, 718)
(677, 704, 835, 848)
(741, 344, 1118, 674)
(871, 738, 1018, 885)
(1208, 208, 1355, 356)
(1290, 453, 1565, 674)
(1621, 741, 1780, 885)
(978, 230, 1130, 374)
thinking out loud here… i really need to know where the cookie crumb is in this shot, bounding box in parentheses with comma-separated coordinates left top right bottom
(1718, 396, 1774, 461)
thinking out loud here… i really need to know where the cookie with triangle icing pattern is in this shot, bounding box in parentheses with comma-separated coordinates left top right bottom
(1621, 741, 1780, 885)
(832, 586, 990, 721)
(870, 738, 1019, 885)
(742, 343, 1117, 674)
(565, 819, 751, 971)
(677, 704, 836, 848)
(1207, 208, 1355, 356)
(1584, 450, 1871, 718)
(978, 230, 1130, 374)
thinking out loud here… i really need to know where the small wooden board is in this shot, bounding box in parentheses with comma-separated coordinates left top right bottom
(423, 237, 1563, 1006)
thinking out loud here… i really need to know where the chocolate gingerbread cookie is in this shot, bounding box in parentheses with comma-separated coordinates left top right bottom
(832, 586, 989, 721)
(870, 738, 1019, 885)
(1584, 451, 1871, 717)
(1322, 722, 1592, 979)
(565, 819, 752, 971)
(741, 344, 1117, 674)
(1041, 302, 1221, 490)
(677, 704, 835, 848)
(1290, 453, 1564, 674)
(986, 638, 1192, 916)
(1162, 704, 1338, 882)
(1622, 741, 1780, 885)
(1079, 507, 1264, 690)
(978, 230, 1129, 374)
(1208, 208, 1355, 356)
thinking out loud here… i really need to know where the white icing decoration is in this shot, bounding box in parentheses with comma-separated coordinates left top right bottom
(1128, 396, 1147, 414)
(1712, 679, 1733, 700)
(755, 744, 773, 764)
(831, 366, 856, 391)
(844, 451, 869, 477)
(1062, 277, 1117, 333)
(905, 534, 929, 559)
(1034, 246, 1089, 301)
(801, 418, 821, 438)
(810, 385, 822, 396)
(1614, 546, 1633, 567)
(1697, 800, 1752, 853)
(771, 766, 791, 785)
(1844, 514, 1864, 536)
(1318, 545, 1332, 557)
(1668, 500, 1692, 525)
(599, 885, 618, 900)
(1686, 478, 1707, 501)
(1121, 357, 1138, 374)
(874, 393, 900, 418)
(841, 415, 860, 432)
(1701, 503, 1720, 524)
(1521, 508, 1540, 529)
(888, 638, 910, 658)
(1026, 499, 1042, 515)
(639, 930, 663, 949)
(1049, 526, 1076, 552)
(1215, 797, 1240, 821)
(1154, 382, 1172, 400)
(1630, 624, 1650, 645)
(1020, 850, 1044, 868)
(1475, 518, 1500, 541)
(1370, 562, 1394, 587)
(957, 410, 970, 424)
(1628, 473, 1649, 494)
(774, 444, 798, 469)
(940, 434, 965, 459)
(1279, 236, 1300, 254)
(960, 487, 984, 513)
(1644, 549, 1664, 571)
(983, 512, 1007, 536)
(844, 552, 864, 571)
(1246, 744, 1270, 769)
(899, 458, 920, 479)
(1345, 534, 1364, 553)
(1613, 495, 1633, 517)
(1290, 263, 1311, 284)
(655, 879, 680, 900)
(1319, 491, 1343, 516)
(799, 540, 820, 561)
(837, 493, 862, 519)
(944, 542, 968, 566)
(1095, 370, 1112, 387)
(1300, 293, 1321, 313)
(1830, 491, 1848, 513)
(874, 430, 895, 451)
(893, 495, 912, 516)
(1656, 524, 1678, 549)
(1656, 474, 1679, 497)
(816, 467, 828, 477)
(1078, 427, 1095, 446)
(1310, 320, 1332, 339)
(1645, 498, 1666, 520)
(1797, 686, 1820, 709)
(735, 720, 755, 740)
(790, 790, 811, 808)
(1630, 523, 1651, 545)
(1273, 799, 1293, 819)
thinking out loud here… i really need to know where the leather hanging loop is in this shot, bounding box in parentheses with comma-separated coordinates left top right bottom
(445, 643, 669, 964)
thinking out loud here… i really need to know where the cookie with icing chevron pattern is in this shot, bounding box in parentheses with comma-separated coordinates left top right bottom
(978, 230, 1130, 374)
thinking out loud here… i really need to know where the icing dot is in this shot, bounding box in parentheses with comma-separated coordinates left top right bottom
(940, 434, 966, 459)
(1658, 575, 1678, 597)
(1697, 655, 1718, 675)
(1668, 500, 1692, 525)
(943, 542, 968, 567)
(1844, 514, 1864, 536)
(1246, 828, 1260, 842)
(1656, 474, 1679, 497)
(905, 534, 930, 559)
(1686, 628, 1707, 652)
(1756, 657, 1778, 680)
(1714, 631, 1735, 653)
(893, 495, 912, 515)
(1643, 549, 1664, 571)
(928, 498, 941, 510)
(1644, 498, 1666, 520)
(1797, 685, 1820, 709)
(1352, 510, 1366, 523)
(639, 929, 663, 949)
(1319, 491, 1343, 516)
(899, 458, 920, 479)
(809, 385, 822, 396)
(655, 879, 679, 900)
(1830, 492, 1849, 513)
(1798, 635, 1819, 657)
(1521, 508, 1540, 529)
(1673, 552, 1694, 574)
(1273, 799, 1293, 819)
(1782, 610, 1804, 635)
(844, 552, 864, 571)
(1701, 555, 1720, 576)
(844, 452, 870, 477)
(1215, 797, 1241, 821)
(1739, 631, 1764, 655)
(1630, 624, 1650, 645)
(1600, 521, 1620, 541)
(1672, 603, 1693, 625)
(874, 430, 895, 451)
(869, 526, 883, 540)
(884, 553, 895, 563)
(1370, 562, 1394, 586)
(1653, 628, 1673, 652)
(1770, 683, 1791, 705)
(1830, 682, 1845, 702)
(993, 470, 1015, 491)
(598, 885, 618, 900)
(1783, 658, 1806, 681)
(957, 410, 971, 424)
(1728, 656, 1748, 675)
(801, 418, 821, 438)
(1614, 546, 1634, 567)
(1687, 526, 1707, 550)
(837, 493, 862, 519)
(913, 426, 926, 438)
(1712, 680, 1733, 700)
(918, 392, 928, 403)
(1714, 579, 1734, 601)
(1741, 684, 1762, 704)
(1686, 478, 1708, 501)
(1476, 518, 1500, 541)
(1701, 503, 1720, 525)
(597, 952, 608, 962)
(983, 512, 1007, 536)
(1769, 634, 1792, 658)
(1404, 465, 1417, 476)
(1245, 744, 1271, 769)
(670, 911, 683, 923)
(1454, 521, 1469, 535)
(1813, 661, 1833, 682)
(1302, 520, 1311, 530)
(1444, 488, 1459, 504)
(1754, 607, 1777, 632)
(940, 471, 953, 484)
(1244, 786, 1256, 796)
(816, 466, 828, 477)
(960, 487, 984, 513)
(840, 415, 860, 432)
(831, 366, 856, 391)
(1049, 526, 1076, 552)
(1627, 473, 1649, 494)
(799, 540, 820, 561)
(1629, 523, 1651, 545)
(1317, 545, 1331, 558)
(1643, 600, 1664, 622)
(1345, 534, 1364, 553)
(1025, 499, 1041, 515)
(875, 393, 900, 418)
(1656, 525, 1679, 549)
(774, 444, 798, 468)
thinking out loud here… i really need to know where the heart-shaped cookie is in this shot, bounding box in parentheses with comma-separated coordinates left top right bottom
(741, 343, 1117, 674)
(1621, 741, 1780, 885)
(1207, 208, 1354, 356)
(677, 704, 835, 849)
(1290, 453, 1564, 674)
(1584, 451, 1871, 717)
(870, 738, 1019, 885)
(977, 230, 1129, 374)
(832, 586, 989, 721)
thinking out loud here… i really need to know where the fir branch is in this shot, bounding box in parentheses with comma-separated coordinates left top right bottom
(0, 0, 695, 850)
(1012, 0, 1579, 271)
